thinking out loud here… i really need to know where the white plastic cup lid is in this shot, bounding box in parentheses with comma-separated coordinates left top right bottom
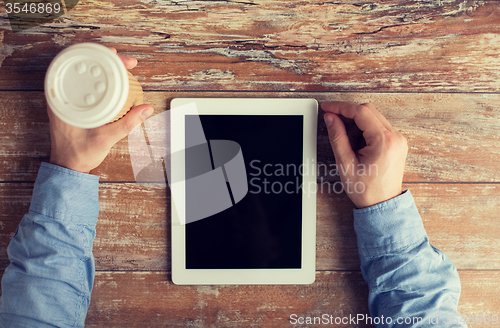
(45, 43, 129, 129)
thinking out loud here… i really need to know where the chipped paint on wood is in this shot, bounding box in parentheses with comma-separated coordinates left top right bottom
(82, 271, 500, 327)
(1, 183, 498, 272)
(1, 91, 498, 183)
(0, 1, 499, 325)
(86, 271, 371, 328)
(1, 1, 500, 91)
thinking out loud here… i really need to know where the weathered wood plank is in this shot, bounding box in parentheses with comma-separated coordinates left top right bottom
(1, 183, 498, 272)
(0, 182, 31, 271)
(86, 271, 372, 328)
(458, 271, 500, 322)
(0, 91, 498, 183)
(84, 270, 500, 328)
(1, 1, 500, 92)
(410, 183, 500, 270)
(0, 1, 498, 326)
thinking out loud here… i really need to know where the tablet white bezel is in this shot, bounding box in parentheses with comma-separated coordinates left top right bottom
(170, 98, 317, 285)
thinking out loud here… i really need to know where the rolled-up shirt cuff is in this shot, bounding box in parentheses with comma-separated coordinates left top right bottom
(353, 190, 428, 259)
(28, 162, 100, 225)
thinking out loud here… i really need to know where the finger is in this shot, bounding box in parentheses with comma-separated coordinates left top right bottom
(360, 102, 395, 132)
(106, 46, 137, 69)
(98, 104, 154, 146)
(322, 101, 388, 146)
(117, 53, 138, 70)
(322, 101, 387, 133)
(324, 112, 358, 168)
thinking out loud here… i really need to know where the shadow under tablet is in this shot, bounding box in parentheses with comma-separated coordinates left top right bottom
(185, 115, 304, 269)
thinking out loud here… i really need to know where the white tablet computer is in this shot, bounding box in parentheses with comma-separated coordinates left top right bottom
(170, 98, 317, 285)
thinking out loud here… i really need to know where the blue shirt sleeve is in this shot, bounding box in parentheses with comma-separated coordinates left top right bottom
(353, 190, 467, 327)
(0, 162, 100, 328)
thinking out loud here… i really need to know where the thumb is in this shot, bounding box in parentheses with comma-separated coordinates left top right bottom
(100, 104, 155, 145)
(324, 113, 357, 168)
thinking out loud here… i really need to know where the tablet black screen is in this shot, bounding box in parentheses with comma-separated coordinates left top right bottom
(185, 115, 304, 269)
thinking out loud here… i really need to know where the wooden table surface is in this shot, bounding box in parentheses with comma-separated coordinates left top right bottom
(1, 1, 499, 327)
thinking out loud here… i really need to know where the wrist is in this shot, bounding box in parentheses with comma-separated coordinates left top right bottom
(354, 189, 407, 209)
(352, 187, 404, 209)
(49, 155, 91, 174)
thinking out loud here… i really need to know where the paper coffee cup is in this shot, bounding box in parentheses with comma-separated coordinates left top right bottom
(45, 43, 143, 129)
(110, 71, 144, 123)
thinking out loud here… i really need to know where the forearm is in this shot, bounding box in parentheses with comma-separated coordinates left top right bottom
(0, 163, 99, 328)
(354, 190, 467, 327)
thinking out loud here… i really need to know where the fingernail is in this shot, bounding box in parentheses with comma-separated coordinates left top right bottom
(141, 107, 154, 120)
(124, 55, 137, 64)
(324, 114, 334, 128)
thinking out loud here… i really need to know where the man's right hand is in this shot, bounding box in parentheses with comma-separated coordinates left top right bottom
(48, 48, 154, 174)
(322, 102, 408, 209)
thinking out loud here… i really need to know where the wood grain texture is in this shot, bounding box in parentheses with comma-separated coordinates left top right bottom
(0, 0, 499, 325)
(83, 270, 500, 328)
(86, 271, 372, 328)
(1, 1, 500, 92)
(1, 182, 498, 272)
(0, 91, 498, 182)
(458, 271, 500, 321)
